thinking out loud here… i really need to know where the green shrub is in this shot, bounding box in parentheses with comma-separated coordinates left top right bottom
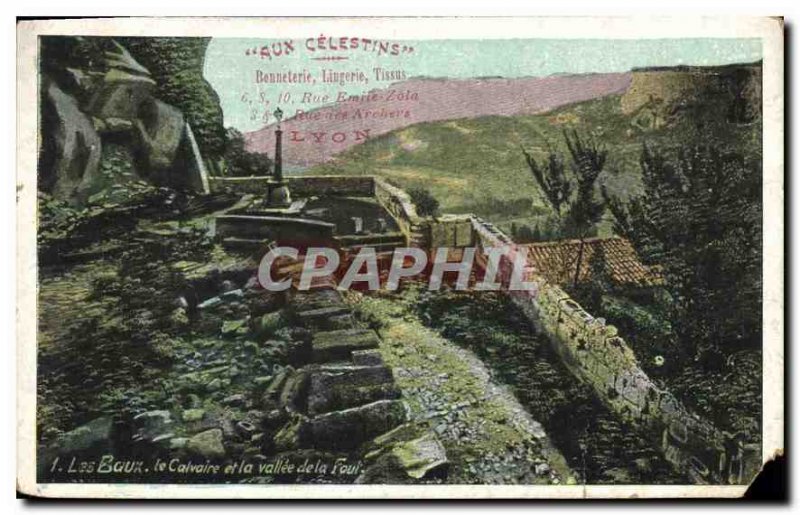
(407, 187, 440, 217)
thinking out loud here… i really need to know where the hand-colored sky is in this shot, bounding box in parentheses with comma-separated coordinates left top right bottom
(204, 38, 762, 133)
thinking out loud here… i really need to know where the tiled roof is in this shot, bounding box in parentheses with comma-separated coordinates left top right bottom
(521, 236, 663, 287)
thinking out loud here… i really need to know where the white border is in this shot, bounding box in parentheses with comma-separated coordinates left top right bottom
(16, 16, 784, 499)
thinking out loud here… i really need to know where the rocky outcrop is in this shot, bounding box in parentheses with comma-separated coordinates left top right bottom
(39, 80, 103, 204)
(621, 62, 762, 129)
(38, 37, 211, 205)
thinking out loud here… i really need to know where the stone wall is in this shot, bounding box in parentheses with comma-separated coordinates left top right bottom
(465, 216, 760, 484)
(373, 178, 424, 246)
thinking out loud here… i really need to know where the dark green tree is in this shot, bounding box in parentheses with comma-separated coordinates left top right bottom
(408, 187, 440, 217)
(562, 131, 607, 287)
(224, 128, 273, 177)
(605, 144, 762, 362)
(120, 37, 227, 160)
(521, 145, 572, 218)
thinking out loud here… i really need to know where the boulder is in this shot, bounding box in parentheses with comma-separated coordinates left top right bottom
(311, 329, 381, 363)
(134, 98, 185, 175)
(39, 80, 102, 204)
(53, 416, 114, 454)
(277, 369, 310, 412)
(358, 425, 449, 483)
(132, 410, 174, 443)
(386, 434, 449, 480)
(262, 367, 293, 410)
(289, 289, 345, 312)
(41, 38, 210, 202)
(253, 311, 284, 338)
(182, 408, 205, 423)
(187, 428, 226, 459)
(272, 415, 306, 452)
(134, 105, 210, 195)
(86, 41, 155, 123)
(182, 123, 211, 194)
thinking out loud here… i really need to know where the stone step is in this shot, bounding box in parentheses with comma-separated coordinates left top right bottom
(311, 329, 381, 363)
(289, 289, 345, 312)
(352, 349, 385, 367)
(294, 306, 355, 332)
(307, 365, 399, 415)
(301, 399, 407, 451)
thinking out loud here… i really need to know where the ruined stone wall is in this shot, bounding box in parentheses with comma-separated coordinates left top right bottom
(373, 178, 425, 246)
(466, 217, 757, 484)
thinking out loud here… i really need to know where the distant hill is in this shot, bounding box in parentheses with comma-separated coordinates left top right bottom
(243, 73, 633, 169)
(300, 63, 761, 237)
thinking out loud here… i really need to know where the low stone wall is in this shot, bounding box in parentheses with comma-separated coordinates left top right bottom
(465, 216, 759, 484)
(207, 175, 376, 197)
(373, 178, 423, 246)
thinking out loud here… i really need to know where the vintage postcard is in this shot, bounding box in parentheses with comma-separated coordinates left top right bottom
(16, 17, 783, 499)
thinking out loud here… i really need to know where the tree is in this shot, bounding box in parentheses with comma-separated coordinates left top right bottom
(522, 145, 572, 218)
(604, 143, 762, 362)
(563, 131, 607, 287)
(522, 132, 607, 286)
(224, 128, 273, 177)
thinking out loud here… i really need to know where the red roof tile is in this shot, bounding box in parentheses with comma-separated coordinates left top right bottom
(521, 236, 663, 287)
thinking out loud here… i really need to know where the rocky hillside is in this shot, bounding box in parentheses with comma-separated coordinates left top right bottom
(244, 73, 633, 169)
(38, 37, 220, 206)
(621, 62, 762, 129)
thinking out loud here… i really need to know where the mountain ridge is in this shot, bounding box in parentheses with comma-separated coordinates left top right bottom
(244, 72, 633, 169)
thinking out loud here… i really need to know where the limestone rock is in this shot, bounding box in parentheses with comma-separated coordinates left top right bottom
(182, 409, 206, 423)
(254, 311, 284, 338)
(278, 369, 310, 412)
(388, 433, 449, 479)
(272, 415, 306, 452)
(132, 410, 174, 443)
(294, 305, 352, 331)
(86, 41, 155, 122)
(53, 416, 113, 454)
(187, 428, 226, 459)
(134, 99, 184, 175)
(40, 39, 210, 202)
(39, 80, 102, 204)
(262, 367, 293, 410)
(358, 425, 449, 483)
